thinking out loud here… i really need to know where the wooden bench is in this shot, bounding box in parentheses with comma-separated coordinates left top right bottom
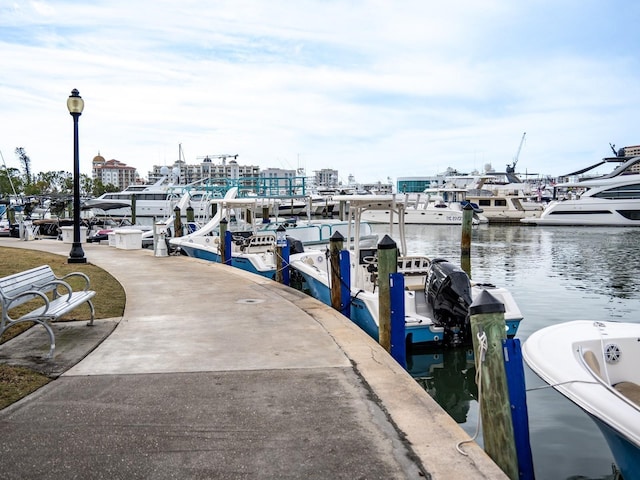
(0, 265, 96, 359)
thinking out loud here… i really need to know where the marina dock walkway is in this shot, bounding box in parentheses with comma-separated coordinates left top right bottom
(0, 237, 507, 479)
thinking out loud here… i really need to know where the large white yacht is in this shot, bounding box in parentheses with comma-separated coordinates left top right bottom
(85, 167, 218, 223)
(521, 155, 640, 226)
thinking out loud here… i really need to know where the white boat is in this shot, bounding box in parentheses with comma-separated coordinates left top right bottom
(87, 170, 220, 224)
(521, 155, 640, 226)
(443, 172, 544, 224)
(289, 195, 523, 347)
(170, 192, 376, 279)
(359, 192, 486, 225)
(522, 321, 640, 479)
(463, 175, 544, 224)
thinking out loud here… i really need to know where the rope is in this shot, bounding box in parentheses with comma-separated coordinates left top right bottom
(456, 329, 488, 456)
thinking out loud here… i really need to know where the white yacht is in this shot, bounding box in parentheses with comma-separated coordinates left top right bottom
(85, 168, 219, 224)
(521, 156, 640, 226)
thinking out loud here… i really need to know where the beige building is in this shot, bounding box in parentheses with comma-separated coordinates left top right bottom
(91, 154, 138, 190)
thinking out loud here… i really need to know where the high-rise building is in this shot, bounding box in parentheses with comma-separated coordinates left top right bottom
(91, 154, 138, 190)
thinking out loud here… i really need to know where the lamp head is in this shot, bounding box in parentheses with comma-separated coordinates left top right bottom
(67, 89, 84, 115)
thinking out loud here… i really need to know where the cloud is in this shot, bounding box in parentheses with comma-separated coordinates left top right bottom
(1, 0, 639, 184)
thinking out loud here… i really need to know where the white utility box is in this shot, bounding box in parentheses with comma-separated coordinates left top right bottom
(114, 229, 143, 250)
(60, 226, 87, 244)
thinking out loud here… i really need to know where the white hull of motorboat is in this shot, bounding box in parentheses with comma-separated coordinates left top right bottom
(522, 320, 640, 479)
(521, 197, 640, 226)
(360, 206, 484, 225)
(465, 194, 543, 224)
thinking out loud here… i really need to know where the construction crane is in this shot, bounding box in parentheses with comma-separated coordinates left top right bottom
(196, 154, 238, 166)
(507, 132, 526, 174)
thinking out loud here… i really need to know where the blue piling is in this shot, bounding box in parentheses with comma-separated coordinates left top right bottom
(389, 272, 406, 368)
(224, 230, 232, 266)
(503, 338, 535, 480)
(339, 250, 351, 318)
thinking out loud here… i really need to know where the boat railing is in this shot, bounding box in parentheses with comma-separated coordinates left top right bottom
(398, 255, 431, 275)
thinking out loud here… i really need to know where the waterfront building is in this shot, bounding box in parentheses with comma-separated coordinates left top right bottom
(91, 154, 138, 190)
(147, 156, 260, 185)
(396, 176, 445, 194)
(313, 168, 339, 188)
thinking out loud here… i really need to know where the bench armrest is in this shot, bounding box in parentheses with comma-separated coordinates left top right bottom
(3, 290, 51, 322)
(58, 271, 91, 291)
(36, 279, 74, 302)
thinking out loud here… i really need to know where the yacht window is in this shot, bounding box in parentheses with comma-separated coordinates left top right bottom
(593, 184, 640, 200)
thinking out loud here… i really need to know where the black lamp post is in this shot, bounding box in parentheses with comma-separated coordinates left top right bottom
(67, 88, 87, 264)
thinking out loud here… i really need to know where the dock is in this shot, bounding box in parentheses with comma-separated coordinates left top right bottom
(0, 237, 507, 479)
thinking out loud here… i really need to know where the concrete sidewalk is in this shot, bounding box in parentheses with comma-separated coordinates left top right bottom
(0, 238, 507, 479)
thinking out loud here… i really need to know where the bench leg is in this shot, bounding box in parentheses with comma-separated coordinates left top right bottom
(42, 321, 56, 359)
(86, 300, 95, 327)
(0, 319, 56, 359)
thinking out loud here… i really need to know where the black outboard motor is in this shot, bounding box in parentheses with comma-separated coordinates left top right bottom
(286, 236, 304, 255)
(426, 258, 473, 346)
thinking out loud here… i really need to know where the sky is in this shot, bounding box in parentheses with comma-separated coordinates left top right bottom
(1, 0, 639, 185)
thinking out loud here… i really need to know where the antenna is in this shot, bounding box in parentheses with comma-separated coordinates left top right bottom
(0, 149, 18, 197)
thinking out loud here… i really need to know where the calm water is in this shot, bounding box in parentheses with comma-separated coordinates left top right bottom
(372, 224, 640, 480)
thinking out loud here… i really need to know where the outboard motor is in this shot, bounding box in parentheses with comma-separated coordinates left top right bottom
(426, 258, 473, 346)
(286, 236, 304, 255)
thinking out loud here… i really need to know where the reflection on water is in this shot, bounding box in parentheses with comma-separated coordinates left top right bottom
(407, 348, 476, 424)
(383, 224, 640, 480)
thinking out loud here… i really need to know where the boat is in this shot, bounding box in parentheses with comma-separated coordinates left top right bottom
(359, 192, 487, 225)
(522, 320, 640, 479)
(289, 195, 523, 348)
(87, 168, 220, 224)
(169, 191, 375, 279)
(462, 175, 544, 224)
(521, 155, 640, 226)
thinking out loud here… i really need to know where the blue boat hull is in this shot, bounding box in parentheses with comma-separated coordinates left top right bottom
(179, 245, 276, 280)
(299, 270, 448, 346)
(591, 414, 640, 480)
(297, 269, 520, 346)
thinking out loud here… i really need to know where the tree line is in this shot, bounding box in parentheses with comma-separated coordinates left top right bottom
(1, 147, 120, 199)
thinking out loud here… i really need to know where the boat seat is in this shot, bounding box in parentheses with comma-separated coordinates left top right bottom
(583, 350, 602, 380)
(614, 382, 640, 407)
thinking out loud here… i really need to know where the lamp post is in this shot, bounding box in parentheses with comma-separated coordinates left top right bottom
(67, 88, 86, 263)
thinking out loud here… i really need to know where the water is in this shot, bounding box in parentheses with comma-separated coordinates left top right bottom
(372, 224, 640, 480)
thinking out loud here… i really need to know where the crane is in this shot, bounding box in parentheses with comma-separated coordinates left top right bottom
(507, 132, 526, 174)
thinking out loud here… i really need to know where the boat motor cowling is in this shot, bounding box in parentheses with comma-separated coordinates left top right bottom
(286, 236, 304, 255)
(426, 258, 473, 346)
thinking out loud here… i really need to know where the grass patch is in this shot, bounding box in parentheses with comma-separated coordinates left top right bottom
(0, 246, 126, 408)
(0, 364, 51, 410)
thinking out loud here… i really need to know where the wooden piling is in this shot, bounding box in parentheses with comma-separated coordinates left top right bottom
(219, 218, 228, 264)
(131, 194, 137, 224)
(377, 234, 397, 351)
(461, 203, 473, 277)
(469, 290, 519, 480)
(173, 205, 183, 237)
(276, 225, 286, 284)
(330, 232, 345, 312)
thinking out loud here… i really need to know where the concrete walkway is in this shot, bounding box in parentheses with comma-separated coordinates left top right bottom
(0, 237, 507, 479)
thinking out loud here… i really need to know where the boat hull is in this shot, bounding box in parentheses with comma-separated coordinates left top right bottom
(523, 320, 640, 480)
(295, 267, 450, 345)
(292, 257, 522, 347)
